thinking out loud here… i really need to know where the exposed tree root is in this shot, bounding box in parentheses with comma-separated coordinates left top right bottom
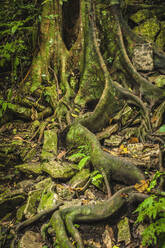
(66, 123, 144, 185)
(47, 186, 147, 248)
(111, 2, 165, 105)
(15, 202, 63, 232)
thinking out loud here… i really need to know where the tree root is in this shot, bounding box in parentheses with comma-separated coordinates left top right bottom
(15, 202, 63, 232)
(111, 3, 164, 106)
(66, 123, 144, 185)
(47, 186, 147, 248)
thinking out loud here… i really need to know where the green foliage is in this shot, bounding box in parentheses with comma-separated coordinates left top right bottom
(67, 145, 90, 170)
(59, 0, 68, 5)
(53, 240, 60, 248)
(74, 223, 80, 228)
(0, 0, 41, 83)
(77, 156, 90, 170)
(0, 89, 14, 118)
(159, 124, 165, 133)
(148, 171, 165, 191)
(91, 170, 103, 188)
(134, 172, 165, 247)
(42, 0, 68, 6)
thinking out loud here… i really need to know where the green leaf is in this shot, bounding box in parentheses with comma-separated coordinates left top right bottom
(92, 173, 103, 182)
(0, 109, 3, 118)
(158, 124, 165, 132)
(7, 103, 15, 109)
(78, 156, 90, 170)
(11, 25, 18, 34)
(68, 153, 86, 161)
(7, 89, 12, 101)
(2, 102, 7, 112)
(42, 0, 51, 5)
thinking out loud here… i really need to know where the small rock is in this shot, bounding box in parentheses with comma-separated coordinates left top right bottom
(42, 160, 78, 179)
(132, 43, 153, 71)
(16, 162, 42, 175)
(19, 231, 43, 248)
(69, 169, 90, 188)
(104, 135, 123, 147)
(117, 217, 131, 245)
(102, 225, 114, 248)
(133, 17, 160, 43)
(41, 129, 58, 160)
(129, 9, 151, 24)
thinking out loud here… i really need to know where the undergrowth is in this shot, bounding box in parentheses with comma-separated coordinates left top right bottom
(134, 171, 165, 247)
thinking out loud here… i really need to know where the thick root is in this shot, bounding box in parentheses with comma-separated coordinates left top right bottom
(66, 123, 145, 185)
(49, 186, 147, 248)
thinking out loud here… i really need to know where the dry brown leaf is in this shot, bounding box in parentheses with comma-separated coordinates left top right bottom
(128, 137, 139, 144)
(134, 180, 149, 193)
(13, 135, 23, 140)
(57, 150, 66, 160)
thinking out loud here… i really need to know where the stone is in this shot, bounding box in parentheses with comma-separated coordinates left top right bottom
(117, 217, 131, 245)
(130, 9, 151, 24)
(37, 180, 58, 212)
(154, 75, 165, 88)
(133, 17, 160, 43)
(42, 160, 78, 179)
(18, 231, 43, 248)
(155, 21, 165, 50)
(41, 129, 58, 160)
(102, 225, 114, 248)
(104, 135, 123, 147)
(16, 204, 26, 222)
(132, 43, 153, 71)
(16, 162, 42, 175)
(56, 184, 74, 201)
(24, 190, 42, 218)
(68, 169, 90, 188)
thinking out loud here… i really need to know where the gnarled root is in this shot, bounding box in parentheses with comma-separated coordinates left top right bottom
(66, 123, 145, 185)
(49, 186, 147, 248)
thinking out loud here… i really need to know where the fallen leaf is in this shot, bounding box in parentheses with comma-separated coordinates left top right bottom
(134, 180, 149, 192)
(128, 137, 139, 144)
(57, 150, 66, 160)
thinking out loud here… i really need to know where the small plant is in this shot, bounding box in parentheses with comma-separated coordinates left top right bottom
(67, 145, 90, 170)
(91, 170, 103, 188)
(134, 172, 165, 247)
(0, 89, 14, 118)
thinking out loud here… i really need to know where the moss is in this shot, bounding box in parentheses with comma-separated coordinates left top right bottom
(41, 129, 58, 161)
(16, 204, 26, 222)
(24, 190, 42, 218)
(68, 169, 90, 188)
(41, 161, 78, 179)
(15, 162, 42, 175)
(133, 17, 160, 42)
(37, 180, 57, 212)
(129, 9, 151, 24)
(155, 21, 165, 50)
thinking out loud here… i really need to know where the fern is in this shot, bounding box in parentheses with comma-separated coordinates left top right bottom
(134, 172, 165, 247)
(77, 156, 90, 170)
(91, 170, 103, 188)
(67, 145, 90, 170)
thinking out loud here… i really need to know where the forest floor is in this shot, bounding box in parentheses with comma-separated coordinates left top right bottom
(0, 117, 160, 248)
